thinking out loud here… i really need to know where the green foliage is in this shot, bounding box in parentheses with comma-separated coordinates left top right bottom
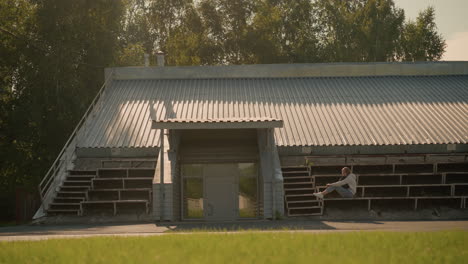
(0, 0, 39, 220)
(0, 0, 125, 220)
(315, 0, 405, 62)
(184, 178, 203, 198)
(116, 43, 146, 66)
(400, 7, 446, 61)
(1, 231, 467, 263)
(119, 0, 446, 65)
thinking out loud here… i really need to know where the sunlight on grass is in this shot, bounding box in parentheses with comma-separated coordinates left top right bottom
(1, 231, 467, 263)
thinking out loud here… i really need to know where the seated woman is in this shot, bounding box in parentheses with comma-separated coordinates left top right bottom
(313, 167, 356, 199)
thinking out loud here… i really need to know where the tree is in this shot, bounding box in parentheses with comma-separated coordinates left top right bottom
(315, 0, 405, 62)
(215, 0, 258, 64)
(121, 0, 156, 54)
(314, 0, 361, 62)
(0, 0, 125, 221)
(354, 0, 405, 61)
(147, 0, 194, 54)
(277, 0, 320, 63)
(249, 0, 319, 64)
(0, 0, 38, 221)
(165, 3, 206, 65)
(116, 43, 146, 66)
(400, 6, 446, 61)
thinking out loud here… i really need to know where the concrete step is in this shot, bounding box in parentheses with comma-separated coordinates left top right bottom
(47, 209, 79, 215)
(286, 193, 315, 197)
(283, 173, 310, 178)
(281, 167, 308, 172)
(288, 205, 322, 210)
(98, 169, 127, 178)
(60, 186, 90, 192)
(56, 191, 86, 198)
(101, 159, 156, 169)
(288, 212, 323, 216)
(287, 199, 321, 204)
(283, 175, 312, 180)
(128, 169, 154, 178)
(284, 181, 314, 185)
(284, 187, 315, 191)
(285, 189, 315, 196)
(282, 171, 309, 175)
(87, 189, 152, 201)
(94, 177, 153, 180)
(53, 197, 84, 203)
(69, 170, 97, 176)
(81, 200, 150, 215)
(88, 188, 152, 192)
(92, 178, 153, 189)
(82, 199, 149, 204)
(49, 203, 80, 210)
(288, 207, 323, 216)
(67, 175, 95, 181)
(63, 180, 92, 186)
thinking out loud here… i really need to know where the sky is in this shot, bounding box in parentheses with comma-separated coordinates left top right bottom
(393, 0, 468, 61)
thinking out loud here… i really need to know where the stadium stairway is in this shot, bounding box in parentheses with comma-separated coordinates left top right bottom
(47, 160, 155, 216)
(282, 166, 323, 216)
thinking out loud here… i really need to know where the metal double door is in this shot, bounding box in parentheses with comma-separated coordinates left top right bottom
(204, 164, 238, 221)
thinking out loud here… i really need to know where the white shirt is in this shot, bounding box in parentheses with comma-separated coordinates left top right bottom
(329, 173, 357, 194)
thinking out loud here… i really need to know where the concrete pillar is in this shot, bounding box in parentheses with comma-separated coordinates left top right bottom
(153, 129, 172, 221)
(258, 128, 284, 219)
(152, 129, 180, 221)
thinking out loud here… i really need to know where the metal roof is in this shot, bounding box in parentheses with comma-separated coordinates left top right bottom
(76, 75, 468, 148)
(152, 118, 283, 129)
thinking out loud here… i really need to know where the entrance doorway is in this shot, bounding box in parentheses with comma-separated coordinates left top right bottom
(205, 164, 237, 221)
(182, 163, 258, 221)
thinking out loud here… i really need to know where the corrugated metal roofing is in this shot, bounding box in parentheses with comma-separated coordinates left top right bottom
(76, 75, 468, 148)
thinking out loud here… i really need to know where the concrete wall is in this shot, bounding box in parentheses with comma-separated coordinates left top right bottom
(279, 144, 468, 158)
(178, 129, 258, 162)
(153, 129, 176, 221)
(280, 147, 468, 167)
(76, 147, 159, 158)
(105, 61, 468, 80)
(257, 128, 284, 218)
(170, 130, 182, 221)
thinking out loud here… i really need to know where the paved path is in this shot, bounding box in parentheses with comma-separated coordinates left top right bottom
(1, 220, 467, 241)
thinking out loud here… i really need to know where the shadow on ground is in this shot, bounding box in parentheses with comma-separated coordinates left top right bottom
(158, 219, 385, 232)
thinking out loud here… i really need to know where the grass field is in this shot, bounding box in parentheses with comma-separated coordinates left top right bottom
(0, 222, 16, 227)
(1, 231, 467, 263)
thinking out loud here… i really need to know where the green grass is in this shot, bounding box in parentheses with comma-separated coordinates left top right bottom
(0, 221, 16, 227)
(1, 231, 467, 264)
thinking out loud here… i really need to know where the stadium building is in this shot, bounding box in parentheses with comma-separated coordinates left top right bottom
(34, 60, 468, 221)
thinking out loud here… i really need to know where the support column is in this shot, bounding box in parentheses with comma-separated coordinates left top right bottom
(153, 129, 174, 221)
(258, 128, 284, 219)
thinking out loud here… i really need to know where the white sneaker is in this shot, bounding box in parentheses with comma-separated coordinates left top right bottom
(313, 192, 324, 199)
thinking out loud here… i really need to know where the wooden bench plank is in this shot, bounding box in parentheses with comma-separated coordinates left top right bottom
(323, 196, 466, 210)
(93, 177, 152, 181)
(87, 188, 152, 191)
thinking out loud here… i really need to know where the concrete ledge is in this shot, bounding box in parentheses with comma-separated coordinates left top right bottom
(152, 118, 283, 129)
(76, 147, 159, 158)
(105, 61, 468, 80)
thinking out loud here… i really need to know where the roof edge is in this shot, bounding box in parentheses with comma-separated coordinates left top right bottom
(105, 61, 468, 80)
(152, 118, 284, 129)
